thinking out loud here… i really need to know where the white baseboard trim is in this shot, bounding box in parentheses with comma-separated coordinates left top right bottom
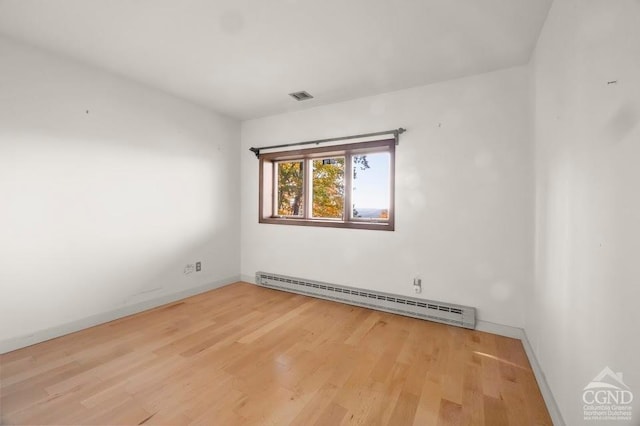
(0, 275, 240, 355)
(519, 330, 565, 426)
(476, 320, 526, 339)
(477, 320, 565, 426)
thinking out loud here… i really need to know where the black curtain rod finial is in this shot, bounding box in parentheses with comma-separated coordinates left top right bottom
(393, 128, 406, 145)
(249, 147, 260, 158)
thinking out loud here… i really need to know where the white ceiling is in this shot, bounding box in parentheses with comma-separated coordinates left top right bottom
(0, 0, 552, 120)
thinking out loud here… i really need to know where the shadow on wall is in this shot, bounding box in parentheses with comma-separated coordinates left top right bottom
(1, 117, 238, 344)
(0, 35, 236, 157)
(604, 103, 638, 145)
(0, 184, 237, 343)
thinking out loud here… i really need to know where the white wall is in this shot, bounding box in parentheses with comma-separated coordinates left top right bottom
(0, 36, 240, 350)
(529, 0, 640, 424)
(241, 66, 533, 327)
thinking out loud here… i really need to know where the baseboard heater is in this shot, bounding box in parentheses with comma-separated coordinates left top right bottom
(255, 272, 476, 329)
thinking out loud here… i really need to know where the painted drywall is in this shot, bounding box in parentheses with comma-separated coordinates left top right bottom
(241, 66, 533, 327)
(0, 0, 553, 119)
(528, 0, 640, 424)
(0, 36, 240, 347)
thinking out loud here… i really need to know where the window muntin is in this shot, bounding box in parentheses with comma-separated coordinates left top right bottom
(259, 139, 395, 231)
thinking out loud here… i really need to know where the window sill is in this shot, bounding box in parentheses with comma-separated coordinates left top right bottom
(259, 217, 394, 231)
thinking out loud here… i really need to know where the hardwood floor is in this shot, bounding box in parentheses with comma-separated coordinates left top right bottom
(0, 282, 552, 425)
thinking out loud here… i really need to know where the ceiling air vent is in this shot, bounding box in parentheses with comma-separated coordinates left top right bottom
(288, 91, 314, 101)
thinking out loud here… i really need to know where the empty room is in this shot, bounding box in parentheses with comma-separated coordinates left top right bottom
(1, 0, 638, 425)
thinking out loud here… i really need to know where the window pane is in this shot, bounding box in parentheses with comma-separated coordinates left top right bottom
(351, 152, 390, 220)
(312, 157, 345, 219)
(276, 160, 304, 216)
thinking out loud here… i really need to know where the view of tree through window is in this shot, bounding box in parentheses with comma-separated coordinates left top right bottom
(276, 160, 304, 216)
(260, 139, 394, 230)
(312, 157, 344, 219)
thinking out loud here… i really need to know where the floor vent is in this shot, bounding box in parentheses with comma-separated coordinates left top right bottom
(255, 272, 476, 329)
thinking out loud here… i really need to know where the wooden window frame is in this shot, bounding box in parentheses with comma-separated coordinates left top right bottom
(258, 138, 395, 231)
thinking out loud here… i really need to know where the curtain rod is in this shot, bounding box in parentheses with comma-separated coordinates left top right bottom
(249, 127, 406, 158)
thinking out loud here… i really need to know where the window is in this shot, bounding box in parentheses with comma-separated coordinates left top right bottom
(259, 139, 395, 230)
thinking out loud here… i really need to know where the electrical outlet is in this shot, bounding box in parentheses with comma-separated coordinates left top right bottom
(413, 277, 422, 294)
(184, 264, 195, 275)
(196, 262, 201, 272)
